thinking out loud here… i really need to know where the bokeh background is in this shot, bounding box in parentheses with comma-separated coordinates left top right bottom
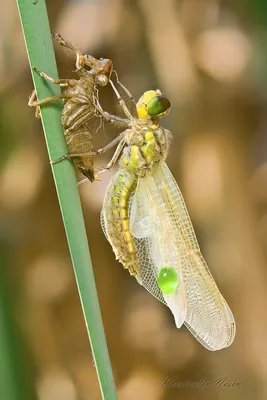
(1, 0, 267, 399)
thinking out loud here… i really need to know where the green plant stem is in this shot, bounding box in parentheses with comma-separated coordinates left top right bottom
(16, 1, 118, 398)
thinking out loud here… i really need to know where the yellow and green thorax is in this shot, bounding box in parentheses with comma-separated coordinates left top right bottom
(120, 90, 172, 176)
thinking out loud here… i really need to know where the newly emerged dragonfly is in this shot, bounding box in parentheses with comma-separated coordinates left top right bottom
(98, 89, 236, 351)
(29, 33, 130, 181)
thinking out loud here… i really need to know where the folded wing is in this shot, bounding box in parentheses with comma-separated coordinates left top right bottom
(129, 171, 188, 328)
(130, 162, 236, 350)
(155, 163, 236, 350)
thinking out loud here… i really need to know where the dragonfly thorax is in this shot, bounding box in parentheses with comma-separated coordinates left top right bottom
(120, 125, 170, 177)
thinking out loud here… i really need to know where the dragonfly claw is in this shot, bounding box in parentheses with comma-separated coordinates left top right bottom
(94, 173, 101, 181)
(50, 154, 69, 165)
(33, 66, 41, 75)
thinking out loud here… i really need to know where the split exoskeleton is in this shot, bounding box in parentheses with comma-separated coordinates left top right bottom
(29, 33, 132, 182)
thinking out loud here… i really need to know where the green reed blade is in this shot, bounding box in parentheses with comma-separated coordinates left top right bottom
(16, 1, 118, 398)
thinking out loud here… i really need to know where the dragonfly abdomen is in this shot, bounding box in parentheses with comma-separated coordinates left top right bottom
(61, 97, 94, 132)
(65, 127, 96, 181)
(61, 94, 97, 181)
(103, 169, 139, 276)
(60, 83, 97, 181)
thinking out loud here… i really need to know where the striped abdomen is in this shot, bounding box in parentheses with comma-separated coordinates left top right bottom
(62, 96, 96, 181)
(65, 125, 95, 181)
(103, 169, 139, 276)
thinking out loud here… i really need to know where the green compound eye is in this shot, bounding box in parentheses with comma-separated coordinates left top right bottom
(157, 267, 179, 295)
(147, 96, 171, 117)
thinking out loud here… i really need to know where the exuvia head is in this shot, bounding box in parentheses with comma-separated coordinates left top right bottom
(136, 90, 171, 120)
(94, 58, 113, 87)
(82, 55, 113, 87)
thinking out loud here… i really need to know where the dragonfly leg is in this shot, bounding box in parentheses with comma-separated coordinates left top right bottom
(78, 136, 127, 185)
(58, 132, 125, 166)
(50, 154, 69, 164)
(28, 90, 41, 119)
(52, 133, 125, 165)
(98, 138, 126, 175)
(53, 33, 81, 54)
(93, 95, 129, 128)
(97, 132, 125, 155)
(50, 151, 98, 164)
(53, 33, 85, 70)
(112, 70, 135, 105)
(28, 89, 63, 118)
(101, 111, 129, 128)
(109, 80, 134, 120)
(35, 107, 41, 119)
(33, 66, 69, 87)
(51, 150, 97, 164)
(28, 89, 63, 107)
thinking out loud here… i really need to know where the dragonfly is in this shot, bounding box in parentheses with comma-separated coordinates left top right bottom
(97, 89, 236, 351)
(29, 33, 131, 182)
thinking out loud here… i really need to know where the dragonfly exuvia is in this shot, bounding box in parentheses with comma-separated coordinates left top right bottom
(29, 34, 131, 182)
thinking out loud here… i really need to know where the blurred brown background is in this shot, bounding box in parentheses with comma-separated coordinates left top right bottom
(1, 0, 267, 399)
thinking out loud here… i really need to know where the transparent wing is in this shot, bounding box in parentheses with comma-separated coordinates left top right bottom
(100, 186, 187, 327)
(148, 162, 236, 350)
(101, 161, 235, 350)
(129, 173, 188, 328)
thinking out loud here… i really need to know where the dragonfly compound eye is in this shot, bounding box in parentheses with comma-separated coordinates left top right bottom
(147, 96, 171, 117)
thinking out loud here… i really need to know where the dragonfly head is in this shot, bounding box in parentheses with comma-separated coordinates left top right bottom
(136, 90, 171, 120)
